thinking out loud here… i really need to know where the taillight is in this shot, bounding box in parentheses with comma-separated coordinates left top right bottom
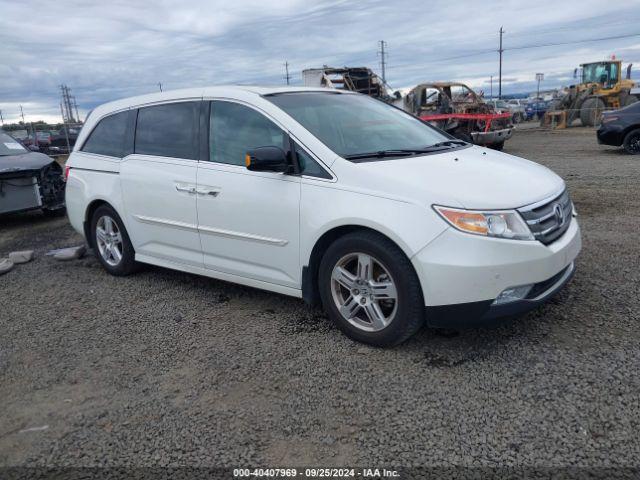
(64, 165, 71, 181)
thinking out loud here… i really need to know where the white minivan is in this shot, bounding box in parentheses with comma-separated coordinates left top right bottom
(65, 86, 581, 346)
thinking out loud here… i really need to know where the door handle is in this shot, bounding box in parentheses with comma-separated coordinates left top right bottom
(195, 188, 220, 197)
(175, 184, 196, 194)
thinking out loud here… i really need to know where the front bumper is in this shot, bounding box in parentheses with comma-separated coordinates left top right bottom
(425, 262, 575, 328)
(411, 217, 581, 327)
(596, 125, 623, 146)
(471, 127, 513, 145)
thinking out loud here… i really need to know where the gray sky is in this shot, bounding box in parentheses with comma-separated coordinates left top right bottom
(1, 0, 640, 123)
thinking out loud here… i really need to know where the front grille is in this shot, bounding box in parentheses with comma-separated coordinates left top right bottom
(518, 189, 572, 245)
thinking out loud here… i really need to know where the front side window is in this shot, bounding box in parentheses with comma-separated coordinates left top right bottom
(82, 110, 130, 157)
(209, 101, 287, 166)
(267, 92, 449, 159)
(135, 102, 199, 159)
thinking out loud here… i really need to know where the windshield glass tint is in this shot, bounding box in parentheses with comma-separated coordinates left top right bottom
(267, 93, 448, 157)
(0, 132, 28, 155)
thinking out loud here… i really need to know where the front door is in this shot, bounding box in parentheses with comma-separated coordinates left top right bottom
(196, 100, 300, 288)
(120, 101, 202, 267)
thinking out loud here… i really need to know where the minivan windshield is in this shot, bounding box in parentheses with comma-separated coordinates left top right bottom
(267, 92, 456, 160)
(0, 132, 28, 156)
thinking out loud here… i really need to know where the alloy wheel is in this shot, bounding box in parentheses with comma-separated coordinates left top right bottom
(330, 252, 398, 332)
(96, 215, 123, 266)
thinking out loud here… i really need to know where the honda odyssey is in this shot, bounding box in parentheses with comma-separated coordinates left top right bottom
(65, 86, 581, 346)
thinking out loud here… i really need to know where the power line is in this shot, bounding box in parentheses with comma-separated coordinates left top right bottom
(391, 32, 640, 70)
(505, 32, 640, 51)
(508, 17, 640, 38)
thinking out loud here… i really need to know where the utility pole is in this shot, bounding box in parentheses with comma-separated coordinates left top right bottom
(283, 61, 291, 85)
(490, 76, 493, 98)
(158, 82, 163, 92)
(498, 27, 504, 99)
(59, 103, 71, 154)
(20, 105, 25, 124)
(536, 73, 544, 100)
(377, 40, 388, 83)
(60, 85, 77, 123)
(73, 96, 80, 123)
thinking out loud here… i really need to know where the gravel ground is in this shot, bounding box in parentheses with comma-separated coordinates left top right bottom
(1, 126, 639, 470)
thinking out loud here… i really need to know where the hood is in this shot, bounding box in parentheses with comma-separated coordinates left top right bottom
(332, 146, 564, 210)
(0, 152, 54, 174)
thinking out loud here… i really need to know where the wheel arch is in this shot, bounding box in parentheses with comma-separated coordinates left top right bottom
(83, 199, 117, 248)
(622, 124, 640, 139)
(301, 224, 418, 306)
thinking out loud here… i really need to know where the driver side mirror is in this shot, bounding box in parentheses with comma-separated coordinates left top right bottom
(245, 146, 290, 173)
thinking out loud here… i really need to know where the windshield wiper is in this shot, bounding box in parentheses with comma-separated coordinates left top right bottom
(429, 140, 469, 147)
(344, 148, 448, 160)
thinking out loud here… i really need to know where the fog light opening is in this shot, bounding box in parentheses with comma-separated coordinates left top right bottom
(492, 284, 534, 305)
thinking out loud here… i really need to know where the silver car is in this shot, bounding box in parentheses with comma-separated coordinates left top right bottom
(0, 131, 66, 216)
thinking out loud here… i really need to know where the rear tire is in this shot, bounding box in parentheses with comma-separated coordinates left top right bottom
(623, 128, 640, 155)
(90, 205, 138, 276)
(580, 97, 605, 127)
(318, 231, 425, 347)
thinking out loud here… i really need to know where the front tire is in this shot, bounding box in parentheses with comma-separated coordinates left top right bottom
(623, 128, 640, 155)
(90, 205, 138, 276)
(580, 97, 605, 127)
(318, 231, 425, 347)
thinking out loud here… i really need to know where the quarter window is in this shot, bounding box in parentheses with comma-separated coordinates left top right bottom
(82, 110, 130, 158)
(295, 145, 331, 179)
(210, 101, 287, 166)
(135, 102, 199, 160)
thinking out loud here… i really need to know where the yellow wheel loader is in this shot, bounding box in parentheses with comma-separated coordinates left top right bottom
(552, 60, 638, 127)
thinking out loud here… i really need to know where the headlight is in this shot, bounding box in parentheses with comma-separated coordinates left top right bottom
(433, 205, 534, 240)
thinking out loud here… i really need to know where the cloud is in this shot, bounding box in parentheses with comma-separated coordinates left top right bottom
(1, 0, 639, 122)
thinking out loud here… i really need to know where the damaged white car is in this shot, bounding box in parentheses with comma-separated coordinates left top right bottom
(0, 131, 66, 216)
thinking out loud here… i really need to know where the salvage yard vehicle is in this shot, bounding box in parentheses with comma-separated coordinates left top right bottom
(487, 98, 524, 123)
(65, 86, 581, 346)
(302, 66, 393, 101)
(597, 101, 640, 154)
(303, 68, 512, 150)
(525, 100, 549, 121)
(0, 131, 66, 216)
(392, 82, 513, 150)
(552, 59, 639, 126)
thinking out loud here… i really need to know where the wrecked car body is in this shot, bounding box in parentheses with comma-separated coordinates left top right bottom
(392, 82, 513, 149)
(303, 67, 395, 101)
(304, 68, 512, 150)
(0, 131, 66, 216)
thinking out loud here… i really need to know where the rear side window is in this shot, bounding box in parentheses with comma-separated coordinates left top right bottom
(210, 101, 287, 166)
(135, 102, 199, 159)
(82, 111, 130, 157)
